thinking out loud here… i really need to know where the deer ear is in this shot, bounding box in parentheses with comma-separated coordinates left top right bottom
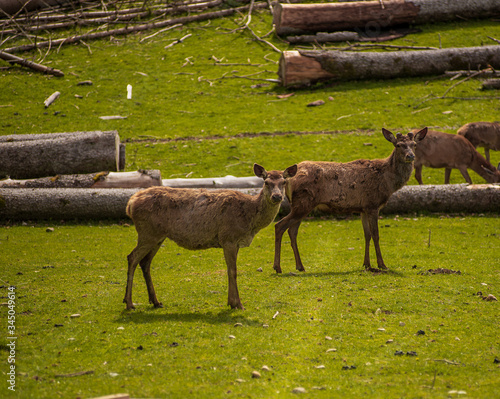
(284, 164, 298, 179)
(382, 128, 397, 145)
(414, 127, 428, 142)
(253, 163, 267, 180)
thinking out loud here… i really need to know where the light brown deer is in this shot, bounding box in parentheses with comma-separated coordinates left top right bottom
(124, 163, 297, 311)
(457, 122, 500, 163)
(273, 128, 427, 274)
(413, 129, 500, 184)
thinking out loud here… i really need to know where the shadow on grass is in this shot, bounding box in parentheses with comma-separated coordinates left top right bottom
(271, 268, 405, 278)
(115, 307, 262, 326)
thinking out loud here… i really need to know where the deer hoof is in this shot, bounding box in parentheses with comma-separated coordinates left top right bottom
(154, 302, 163, 308)
(273, 266, 283, 274)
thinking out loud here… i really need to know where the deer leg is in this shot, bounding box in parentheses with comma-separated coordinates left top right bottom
(361, 212, 373, 270)
(139, 240, 164, 308)
(444, 168, 452, 184)
(124, 241, 157, 310)
(368, 211, 387, 270)
(414, 165, 423, 185)
(485, 148, 490, 163)
(274, 215, 292, 273)
(457, 167, 472, 184)
(288, 219, 305, 272)
(223, 244, 243, 310)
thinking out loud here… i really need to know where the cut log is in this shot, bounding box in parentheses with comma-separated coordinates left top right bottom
(481, 79, 500, 90)
(1, 184, 498, 221)
(382, 183, 500, 214)
(0, 131, 125, 179)
(279, 46, 500, 87)
(0, 170, 161, 189)
(273, 0, 500, 36)
(162, 175, 263, 189)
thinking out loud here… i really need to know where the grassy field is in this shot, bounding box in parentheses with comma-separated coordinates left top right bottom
(1, 1, 500, 398)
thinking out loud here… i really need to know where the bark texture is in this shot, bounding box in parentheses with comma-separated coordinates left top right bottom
(279, 46, 500, 86)
(0, 131, 125, 179)
(273, 0, 500, 36)
(0, 170, 162, 188)
(383, 183, 500, 214)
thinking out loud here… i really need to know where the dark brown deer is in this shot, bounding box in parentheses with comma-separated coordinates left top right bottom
(124, 163, 297, 311)
(457, 122, 500, 163)
(273, 128, 427, 274)
(413, 129, 500, 184)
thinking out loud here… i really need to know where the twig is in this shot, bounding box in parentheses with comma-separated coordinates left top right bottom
(0, 50, 64, 77)
(140, 24, 182, 43)
(164, 33, 192, 49)
(433, 359, 461, 365)
(487, 36, 500, 45)
(441, 69, 485, 97)
(246, 24, 282, 53)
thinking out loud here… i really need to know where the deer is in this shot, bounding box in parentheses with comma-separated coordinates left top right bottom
(124, 163, 297, 311)
(413, 129, 500, 184)
(273, 128, 427, 274)
(457, 122, 500, 163)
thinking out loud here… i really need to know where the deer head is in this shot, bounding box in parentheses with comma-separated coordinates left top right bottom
(382, 127, 427, 163)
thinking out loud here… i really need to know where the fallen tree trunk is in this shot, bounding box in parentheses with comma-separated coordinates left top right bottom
(0, 131, 125, 179)
(0, 184, 498, 221)
(0, 170, 161, 188)
(382, 183, 500, 214)
(0, 51, 64, 77)
(481, 79, 500, 90)
(279, 46, 500, 87)
(162, 175, 263, 189)
(0, 0, 75, 15)
(273, 0, 500, 36)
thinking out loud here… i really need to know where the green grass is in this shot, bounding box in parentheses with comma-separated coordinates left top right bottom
(0, 215, 499, 398)
(1, 3, 500, 398)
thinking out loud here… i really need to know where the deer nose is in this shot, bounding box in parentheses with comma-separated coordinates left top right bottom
(271, 193, 283, 203)
(406, 154, 415, 162)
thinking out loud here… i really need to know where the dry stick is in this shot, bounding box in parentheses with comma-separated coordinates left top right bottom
(0, 50, 64, 76)
(140, 23, 182, 43)
(4, 4, 267, 54)
(164, 33, 192, 49)
(441, 69, 485, 98)
(341, 43, 439, 51)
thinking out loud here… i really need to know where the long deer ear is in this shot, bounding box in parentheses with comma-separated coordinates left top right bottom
(284, 164, 297, 179)
(382, 128, 397, 145)
(253, 163, 267, 180)
(414, 127, 428, 142)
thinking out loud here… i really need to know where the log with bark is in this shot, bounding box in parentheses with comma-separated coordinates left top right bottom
(0, 131, 125, 179)
(0, 51, 64, 77)
(273, 0, 500, 36)
(481, 79, 500, 90)
(162, 175, 263, 189)
(1, 184, 498, 221)
(382, 183, 500, 214)
(0, 170, 162, 188)
(279, 46, 500, 87)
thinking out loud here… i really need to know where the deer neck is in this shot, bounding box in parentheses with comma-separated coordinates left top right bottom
(253, 189, 281, 230)
(386, 150, 414, 190)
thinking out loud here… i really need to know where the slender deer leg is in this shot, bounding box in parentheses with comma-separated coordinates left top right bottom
(139, 240, 164, 308)
(485, 148, 490, 163)
(274, 215, 292, 273)
(223, 244, 243, 310)
(361, 212, 372, 270)
(288, 219, 305, 272)
(124, 241, 157, 310)
(368, 210, 387, 270)
(444, 168, 452, 184)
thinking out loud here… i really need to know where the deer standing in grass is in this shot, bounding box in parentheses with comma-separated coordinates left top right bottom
(457, 122, 500, 163)
(273, 128, 427, 274)
(413, 129, 500, 184)
(124, 163, 297, 311)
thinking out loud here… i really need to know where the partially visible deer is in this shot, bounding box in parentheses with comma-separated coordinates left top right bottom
(274, 128, 427, 274)
(413, 129, 500, 184)
(458, 122, 500, 163)
(124, 163, 297, 311)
